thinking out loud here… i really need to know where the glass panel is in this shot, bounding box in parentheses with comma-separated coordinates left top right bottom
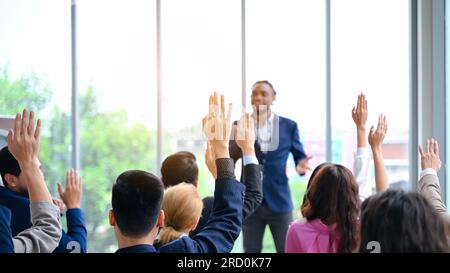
(246, 0, 326, 252)
(161, 0, 241, 198)
(331, 0, 410, 191)
(77, 0, 157, 252)
(0, 0, 72, 213)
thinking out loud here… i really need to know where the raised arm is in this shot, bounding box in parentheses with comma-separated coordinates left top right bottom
(418, 139, 450, 237)
(205, 141, 217, 180)
(7, 110, 61, 253)
(418, 139, 447, 214)
(56, 168, 87, 253)
(7, 110, 51, 203)
(352, 93, 368, 148)
(234, 113, 262, 219)
(351, 93, 372, 201)
(368, 114, 389, 192)
(170, 92, 244, 253)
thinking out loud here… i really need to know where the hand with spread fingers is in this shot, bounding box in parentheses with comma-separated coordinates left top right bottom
(202, 92, 233, 159)
(234, 113, 256, 156)
(7, 109, 41, 168)
(7, 109, 51, 203)
(419, 138, 442, 172)
(58, 168, 83, 209)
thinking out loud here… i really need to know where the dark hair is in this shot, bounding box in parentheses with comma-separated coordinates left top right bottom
(301, 162, 331, 206)
(359, 190, 449, 253)
(111, 170, 164, 238)
(252, 80, 277, 95)
(0, 146, 21, 187)
(301, 164, 360, 252)
(161, 151, 198, 188)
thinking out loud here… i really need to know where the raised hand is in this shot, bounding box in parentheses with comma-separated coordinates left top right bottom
(352, 93, 368, 130)
(7, 109, 41, 166)
(58, 168, 83, 209)
(419, 138, 441, 172)
(202, 92, 233, 159)
(7, 110, 51, 203)
(368, 114, 387, 151)
(234, 113, 256, 156)
(352, 93, 368, 148)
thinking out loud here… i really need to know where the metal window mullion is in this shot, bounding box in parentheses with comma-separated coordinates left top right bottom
(156, 0, 162, 175)
(71, 0, 80, 171)
(326, 0, 332, 163)
(410, 0, 418, 191)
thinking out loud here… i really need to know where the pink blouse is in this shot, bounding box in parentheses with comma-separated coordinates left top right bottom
(285, 218, 341, 253)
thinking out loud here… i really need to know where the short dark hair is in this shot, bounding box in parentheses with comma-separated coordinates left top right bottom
(252, 80, 277, 95)
(112, 170, 164, 238)
(161, 151, 198, 188)
(0, 146, 21, 187)
(360, 189, 449, 253)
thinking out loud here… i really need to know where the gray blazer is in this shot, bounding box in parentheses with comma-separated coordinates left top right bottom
(418, 173, 450, 239)
(13, 202, 62, 253)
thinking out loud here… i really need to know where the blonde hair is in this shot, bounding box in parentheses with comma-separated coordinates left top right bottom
(159, 182, 203, 245)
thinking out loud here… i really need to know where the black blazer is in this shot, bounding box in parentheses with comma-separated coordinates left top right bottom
(192, 163, 263, 235)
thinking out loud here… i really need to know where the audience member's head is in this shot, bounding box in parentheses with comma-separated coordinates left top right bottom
(161, 151, 198, 188)
(0, 146, 27, 194)
(158, 183, 203, 245)
(251, 80, 276, 114)
(359, 189, 449, 253)
(301, 162, 331, 206)
(301, 164, 360, 252)
(110, 170, 165, 243)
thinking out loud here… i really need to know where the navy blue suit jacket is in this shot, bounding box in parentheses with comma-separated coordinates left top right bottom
(0, 186, 87, 253)
(230, 115, 306, 213)
(0, 205, 13, 253)
(116, 244, 156, 253)
(117, 177, 244, 253)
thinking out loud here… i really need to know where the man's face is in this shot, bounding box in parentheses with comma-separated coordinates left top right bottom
(251, 83, 276, 113)
(15, 173, 28, 195)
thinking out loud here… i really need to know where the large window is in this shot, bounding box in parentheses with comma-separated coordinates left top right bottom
(246, 0, 326, 252)
(77, 0, 157, 252)
(0, 0, 72, 212)
(331, 0, 410, 190)
(0, 0, 418, 252)
(161, 0, 241, 198)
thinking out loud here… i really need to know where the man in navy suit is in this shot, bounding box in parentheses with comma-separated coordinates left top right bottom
(230, 80, 312, 253)
(112, 92, 245, 253)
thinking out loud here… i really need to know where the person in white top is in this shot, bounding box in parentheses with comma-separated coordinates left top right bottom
(351, 93, 389, 202)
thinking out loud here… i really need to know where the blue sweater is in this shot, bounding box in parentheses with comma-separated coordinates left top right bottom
(0, 186, 87, 253)
(0, 205, 13, 253)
